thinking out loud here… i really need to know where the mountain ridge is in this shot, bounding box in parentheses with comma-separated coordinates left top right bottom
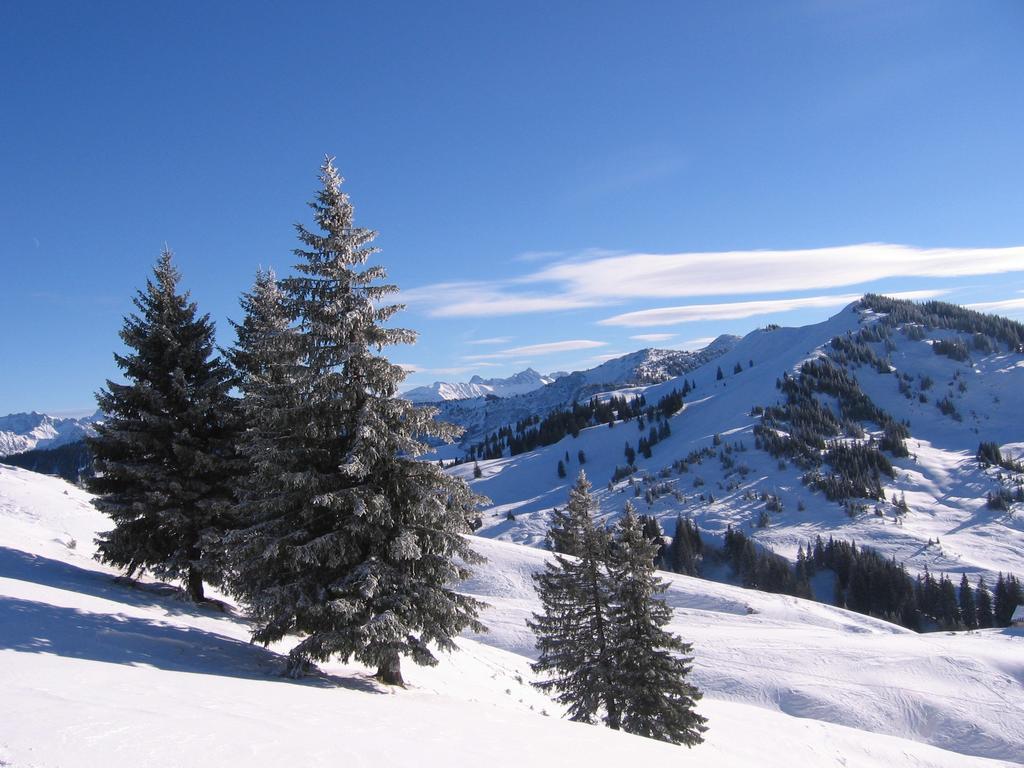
(0, 410, 101, 455)
(404, 368, 557, 403)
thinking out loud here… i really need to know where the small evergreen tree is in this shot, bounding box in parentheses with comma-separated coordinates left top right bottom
(976, 577, 994, 628)
(624, 442, 636, 465)
(89, 249, 240, 601)
(557, 459, 567, 478)
(607, 505, 707, 746)
(226, 159, 485, 683)
(938, 575, 960, 629)
(958, 573, 977, 630)
(529, 471, 619, 726)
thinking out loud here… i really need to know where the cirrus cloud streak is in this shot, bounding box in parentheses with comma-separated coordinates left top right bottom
(599, 289, 949, 327)
(402, 244, 1024, 318)
(464, 339, 607, 361)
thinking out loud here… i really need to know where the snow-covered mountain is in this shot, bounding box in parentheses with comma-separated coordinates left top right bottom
(451, 297, 1024, 591)
(0, 410, 100, 455)
(1, 464, 1020, 766)
(404, 368, 557, 403)
(431, 337, 739, 447)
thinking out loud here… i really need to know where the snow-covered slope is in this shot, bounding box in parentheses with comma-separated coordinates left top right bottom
(458, 302, 1024, 587)
(1, 465, 1021, 767)
(431, 338, 739, 448)
(404, 368, 556, 403)
(0, 410, 99, 455)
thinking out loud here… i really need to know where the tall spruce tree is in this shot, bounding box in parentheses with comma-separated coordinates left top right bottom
(89, 249, 239, 601)
(226, 159, 485, 683)
(529, 470, 619, 726)
(608, 504, 707, 746)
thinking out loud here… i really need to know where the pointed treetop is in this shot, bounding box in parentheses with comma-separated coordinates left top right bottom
(321, 154, 343, 194)
(154, 246, 181, 294)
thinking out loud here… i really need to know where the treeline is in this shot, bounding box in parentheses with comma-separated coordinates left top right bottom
(753, 357, 909, 501)
(805, 442, 894, 502)
(1, 440, 94, 484)
(467, 381, 691, 461)
(650, 516, 1023, 633)
(977, 441, 1024, 473)
(800, 536, 917, 627)
(858, 293, 1024, 352)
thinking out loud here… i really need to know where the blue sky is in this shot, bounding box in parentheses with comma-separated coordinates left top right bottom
(2, 1, 1023, 415)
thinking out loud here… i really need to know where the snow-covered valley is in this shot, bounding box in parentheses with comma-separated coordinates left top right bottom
(1, 465, 1021, 767)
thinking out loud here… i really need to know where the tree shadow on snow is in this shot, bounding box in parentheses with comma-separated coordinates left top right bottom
(0, 548, 381, 693)
(0, 545, 234, 620)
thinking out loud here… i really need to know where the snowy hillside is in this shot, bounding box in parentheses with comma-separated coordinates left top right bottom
(0, 410, 99, 455)
(457, 299, 1024, 590)
(404, 368, 556, 403)
(1, 465, 1021, 766)
(432, 338, 738, 447)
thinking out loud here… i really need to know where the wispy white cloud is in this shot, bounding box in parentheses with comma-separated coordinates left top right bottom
(676, 337, 717, 350)
(402, 281, 598, 317)
(464, 339, 607, 360)
(403, 244, 1022, 318)
(431, 366, 482, 377)
(528, 246, 1020, 300)
(599, 289, 953, 328)
(599, 294, 863, 327)
(502, 339, 607, 356)
(629, 333, 676, 342)
(966, 298, 1024, 314)
(466, 336, 512, 346)
(880, 289, 952, 301)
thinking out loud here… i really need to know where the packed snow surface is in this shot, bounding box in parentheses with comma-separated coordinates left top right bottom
(0, 465, 1021, 767)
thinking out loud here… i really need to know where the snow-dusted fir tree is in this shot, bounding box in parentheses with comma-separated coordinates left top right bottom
(228, 159, 485, 684)
(89, 249, 239, 601)
(223, 266, 306, 632)
(224, 268, 294, 400)
(607, 503, 707, 746)
(529, 470, 620, 727)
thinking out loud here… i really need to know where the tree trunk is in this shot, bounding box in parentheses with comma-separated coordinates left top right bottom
(186, 565, 206, 602)
(605, 695, 621, 731)
(375, 652, 404, 686)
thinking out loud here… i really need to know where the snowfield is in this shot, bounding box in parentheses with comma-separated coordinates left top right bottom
(462, 305, 1024, 586)
(1, 465, 1021, 767)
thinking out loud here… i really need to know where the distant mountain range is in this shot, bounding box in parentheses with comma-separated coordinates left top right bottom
(429, 336, 740, 445)
(404, 368, 557, 403)
(0, 411, 100, 456)
(404, 338, 739, 409)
